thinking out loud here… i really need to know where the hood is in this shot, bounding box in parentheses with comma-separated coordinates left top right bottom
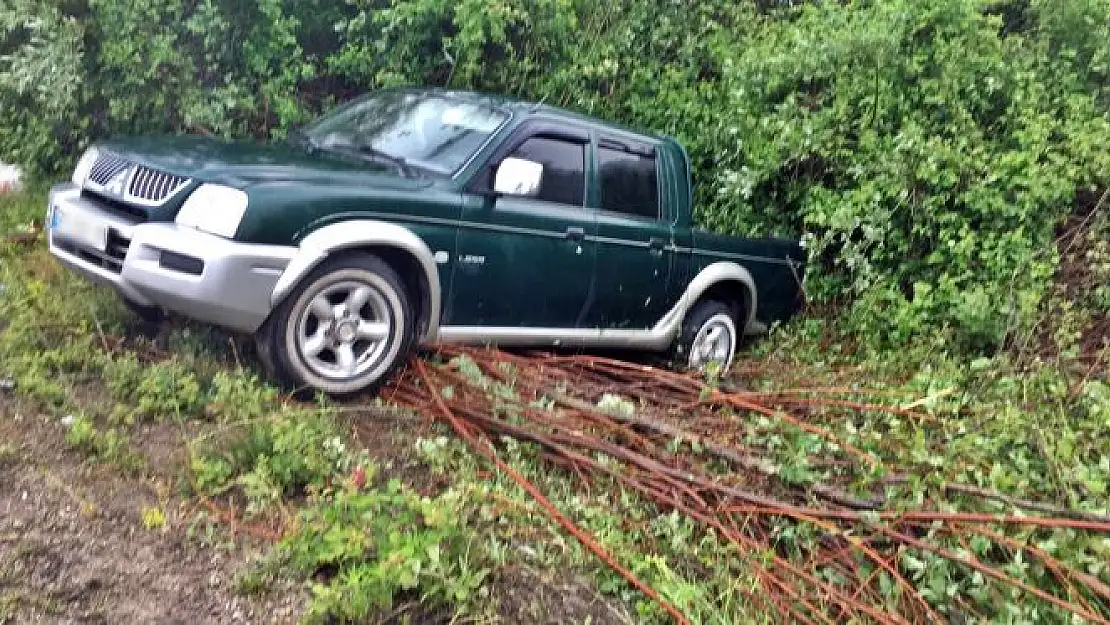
(96, 134, 435, 192)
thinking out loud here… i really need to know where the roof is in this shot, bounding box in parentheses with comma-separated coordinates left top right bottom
(403, 86, 682, 150)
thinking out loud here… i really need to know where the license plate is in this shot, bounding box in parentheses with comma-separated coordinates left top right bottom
(53, 204, 108, 252)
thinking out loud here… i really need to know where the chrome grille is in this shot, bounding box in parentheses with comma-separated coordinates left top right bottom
(83, 152, 192, 207)
(88, 153, 131, 186)
(127, 166, 189, 203)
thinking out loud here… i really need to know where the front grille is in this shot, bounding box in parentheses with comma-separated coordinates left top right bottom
(88, 153, 131, 186)
(128, 165, 190, 203)
(84, 152, 192, 207)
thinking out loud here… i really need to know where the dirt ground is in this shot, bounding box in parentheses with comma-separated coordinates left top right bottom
(0, 397, 307, 625)
(0, 386, 633, 625)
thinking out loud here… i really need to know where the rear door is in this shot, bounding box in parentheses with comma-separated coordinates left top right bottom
(584, 135, 675, 329)
(448, 125, 597, 328)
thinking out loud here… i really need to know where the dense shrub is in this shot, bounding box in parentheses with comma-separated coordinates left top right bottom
(2, 0, 1108, 352)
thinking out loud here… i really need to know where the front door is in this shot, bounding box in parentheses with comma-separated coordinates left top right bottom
(447, 130, 597, 328)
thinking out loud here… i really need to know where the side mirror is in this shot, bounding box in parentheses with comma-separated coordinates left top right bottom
(493, 157, 543, 197)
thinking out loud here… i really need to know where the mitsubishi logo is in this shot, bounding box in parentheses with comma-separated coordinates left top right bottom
(104, 166, 133, 197)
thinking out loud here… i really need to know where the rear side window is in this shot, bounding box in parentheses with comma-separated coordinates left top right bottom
(598, 145, 659, 219)
(507, 136, 586, 206)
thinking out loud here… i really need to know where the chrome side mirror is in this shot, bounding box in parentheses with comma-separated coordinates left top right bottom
(493, 157, 543, 197)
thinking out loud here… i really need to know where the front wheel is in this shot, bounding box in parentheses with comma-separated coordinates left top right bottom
(673, 300, 739, 374)
(121, 297, 166, 324)
(257, 252, 416, 397)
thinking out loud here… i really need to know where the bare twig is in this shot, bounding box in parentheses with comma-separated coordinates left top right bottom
(943, 482, 1110, 525)
(376, 347, 1110, 623)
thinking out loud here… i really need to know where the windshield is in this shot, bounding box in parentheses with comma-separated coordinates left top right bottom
(302, 90, 510, 176)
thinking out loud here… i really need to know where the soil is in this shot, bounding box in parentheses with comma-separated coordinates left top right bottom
(1011, 191, 1110, 376)
(0, 382, 635, 625)
(487, 565, 635, 625)
(0, 396, 308, 625)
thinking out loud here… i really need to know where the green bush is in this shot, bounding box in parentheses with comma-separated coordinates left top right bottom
(3, 0, 1108, 353)
(188, 404, 360, 515)
(279, 482, 489, 623)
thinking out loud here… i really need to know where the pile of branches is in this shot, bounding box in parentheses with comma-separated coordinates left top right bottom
(385, 345, 1110, 624)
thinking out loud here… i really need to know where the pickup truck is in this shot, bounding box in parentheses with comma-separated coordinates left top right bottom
(45, 87, 806, 396)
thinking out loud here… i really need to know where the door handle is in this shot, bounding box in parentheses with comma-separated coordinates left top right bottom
(649, 237, 667, 250)
(565, 226, 585, 241)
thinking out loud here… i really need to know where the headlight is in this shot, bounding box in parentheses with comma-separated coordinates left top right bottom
(71, 146, 99, 186)
(175, 184, 249, 238)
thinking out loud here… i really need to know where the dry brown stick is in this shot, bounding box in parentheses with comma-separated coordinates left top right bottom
(540, 442, 867, 625)
(471, 361, 661, 452)
(679, 502, 909, 625)
(943, 482, 1110, 525)
(412, 346, 1105, 621)
(412, 360, 693, 625)
(454, 394, 879, 531)
(730, 505, 940, 623)
(713, 392, 882, 469)
(722, 506, 1110, 533)
(972, 525, 1110, 605)
(760, 573, 830, 625)
(529, 421, 931, 620)
(416, 358, 1110, 533)
(960, 529, 1100, 616)
(876, 524, 1110, 625)
(453, 404, 713, 512)
(541, 387, 882, 510)
(775, 396, 933, 422)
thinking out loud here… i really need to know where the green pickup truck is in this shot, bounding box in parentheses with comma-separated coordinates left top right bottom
(46, 88, 806, 395)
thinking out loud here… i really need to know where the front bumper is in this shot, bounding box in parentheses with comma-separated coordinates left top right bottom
(46, 183, 296, 334)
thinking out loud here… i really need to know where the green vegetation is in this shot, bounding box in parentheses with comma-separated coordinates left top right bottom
(4, 0, 1109, 349)
(2, 184, 1109, 620)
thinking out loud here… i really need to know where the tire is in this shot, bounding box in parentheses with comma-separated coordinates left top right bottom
(672, 299, 739, 374)
(256, 252, 416, 397)
(121, 297, 166, 324)
(252, 321, 281, 381)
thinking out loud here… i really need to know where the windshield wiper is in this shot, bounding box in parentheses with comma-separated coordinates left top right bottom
(355, 145, 418, 178)
(321, 142, 417, 178)
(291, 128, 327, 158)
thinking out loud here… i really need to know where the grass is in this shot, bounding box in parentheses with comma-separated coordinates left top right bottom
(2, 185, 1109, 623)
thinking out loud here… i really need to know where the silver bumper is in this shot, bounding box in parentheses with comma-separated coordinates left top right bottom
(46, 183, 296, 334)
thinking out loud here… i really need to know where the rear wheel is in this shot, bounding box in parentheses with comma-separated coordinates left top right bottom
(256, 252, 416, 397)
(672, 300, 739, 374)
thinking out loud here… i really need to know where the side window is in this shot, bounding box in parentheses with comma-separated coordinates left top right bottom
(598, 145, 659, 219)
(505, 136, 585, 206)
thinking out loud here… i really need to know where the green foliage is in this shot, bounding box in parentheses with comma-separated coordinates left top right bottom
(707, 0, 1109, 352)
(0, 0, 87, 170)
(4, 0, 1109, 351)
(276, 481, 489, 623)
(3, 0, 1110, 614)
(63, 413, 145, 470)
(103, 353, 205, 422)
(189, 404, 362, 515)
(411, 432, 768, 624)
